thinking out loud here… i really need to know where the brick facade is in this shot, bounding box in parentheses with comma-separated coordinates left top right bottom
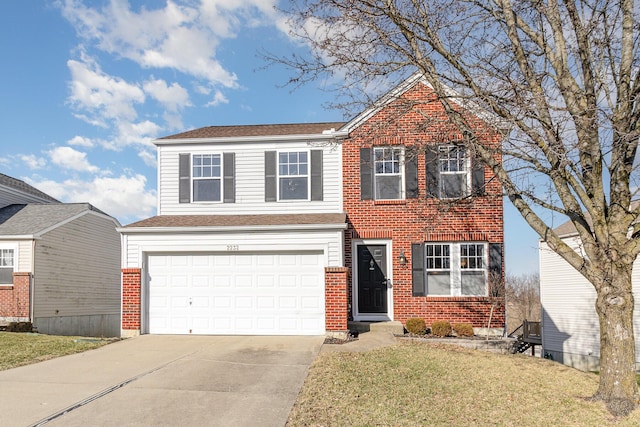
(0, 272, 31, 320)
(325, 267, 350, 331)
(121, 268, 141, 334)
(343, 82, 506, 329)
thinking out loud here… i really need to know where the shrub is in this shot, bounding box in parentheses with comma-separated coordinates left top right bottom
(452, 323, 474, 337)
(431, 321, 452, 337)
(405, 318, 427, 335)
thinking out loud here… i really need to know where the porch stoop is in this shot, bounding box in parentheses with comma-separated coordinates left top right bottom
(348, 321, 404, 335)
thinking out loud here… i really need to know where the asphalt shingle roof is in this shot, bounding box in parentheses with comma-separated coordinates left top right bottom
(158, 122, 347, 140)
(124, 213, 346, 228)
(0, 173, 59, 203)
(0, 203, 106, 236)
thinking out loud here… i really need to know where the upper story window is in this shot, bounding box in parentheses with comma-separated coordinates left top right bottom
(438, 145, 470, 198)
(360, 146, 417, 201)
(192, 154, 222, 202)
(179, 152, 235, 204)
(0, 248, 15, 285)
(425, 144, 485, 199)
(278, 151, 309, 200)
(265, 150, 323, 202)
(374, 147, 404, 200)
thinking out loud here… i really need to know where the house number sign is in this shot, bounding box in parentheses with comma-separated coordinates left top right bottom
(226, 245, 239, 251)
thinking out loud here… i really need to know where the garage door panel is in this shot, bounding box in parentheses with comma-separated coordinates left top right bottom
(148, 252, 325, 335)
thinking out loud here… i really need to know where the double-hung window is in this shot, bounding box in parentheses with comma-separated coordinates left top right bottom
(279, 151, 309, 200)
(438, 145, 470, 198)
(0, 248, 15, 285)
(425, 243, 451, 295)
(460, 243, 486, 295)
(374, 147, 404, 200)
(192, 154, 222, 202)
(424, 242, 487, 296)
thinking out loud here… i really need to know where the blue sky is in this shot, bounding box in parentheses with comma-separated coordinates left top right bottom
(0, 0, 540, 275)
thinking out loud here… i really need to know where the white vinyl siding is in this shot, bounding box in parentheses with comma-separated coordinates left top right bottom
(540, 239, 640, 368)
(158, 141, 342, 215)
(32, 213, 121, 321)
(122, 229, 344, 270)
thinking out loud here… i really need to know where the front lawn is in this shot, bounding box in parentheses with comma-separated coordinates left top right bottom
(288, 341, 640, 426)
(0, 332, 114, 371)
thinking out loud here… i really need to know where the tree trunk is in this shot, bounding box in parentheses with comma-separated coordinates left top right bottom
(593, 265, 638, 416)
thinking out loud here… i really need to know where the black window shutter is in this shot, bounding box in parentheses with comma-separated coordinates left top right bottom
(412, 243, 425, 296)
(472, 155, 485, 196)
(405, 147, 418, 199)
(311, 149, 323, 201)
(489, 243, 503, 277)
(265, 151, 277, 202)
(425, 146, 438, 198)
(178, 153, 190, 203)
(223, 152, 235, 203)
(360, 147, 373, 200)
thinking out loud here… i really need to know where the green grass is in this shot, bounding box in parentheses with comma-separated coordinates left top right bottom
(0, 332, 115, 371)
(288, 341, 640, 426)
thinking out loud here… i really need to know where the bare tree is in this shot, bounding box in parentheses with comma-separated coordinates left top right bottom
(274, 0, 640, 415)
(506, 272, 541, 333)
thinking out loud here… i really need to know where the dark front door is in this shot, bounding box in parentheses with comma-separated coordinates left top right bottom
(357, 245, 388, 314)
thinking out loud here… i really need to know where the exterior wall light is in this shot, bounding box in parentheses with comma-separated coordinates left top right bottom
(398, 251, 407, 265)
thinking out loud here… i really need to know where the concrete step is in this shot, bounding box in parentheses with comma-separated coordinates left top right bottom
(348, 321, 404, 335)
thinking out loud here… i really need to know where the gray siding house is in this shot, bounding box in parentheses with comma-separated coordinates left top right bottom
(0, 174, 121, 337)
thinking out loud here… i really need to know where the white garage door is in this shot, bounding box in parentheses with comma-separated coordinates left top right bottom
(147, 252, 325, 335)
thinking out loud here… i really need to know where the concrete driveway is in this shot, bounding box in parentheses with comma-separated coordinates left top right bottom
(0, 335, 323, 427)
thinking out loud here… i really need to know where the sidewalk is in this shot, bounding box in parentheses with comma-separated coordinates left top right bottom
(320, 321, 403, 353)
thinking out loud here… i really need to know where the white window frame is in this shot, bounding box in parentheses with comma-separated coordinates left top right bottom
(373, 146, 405, 200)
(0, 245, 17, 286)
(438, 145, 470, 199)
(192, 153, 223, 203)
(425, 242, 487, 296)
(277, 150, 310, 201)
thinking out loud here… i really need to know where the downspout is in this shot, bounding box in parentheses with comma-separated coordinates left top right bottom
(29, 239, 35, 323)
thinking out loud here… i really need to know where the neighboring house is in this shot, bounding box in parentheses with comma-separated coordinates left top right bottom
(120, 74, 505, 337)
(0, 174, 121, 337)
(540, 220, 640, 371)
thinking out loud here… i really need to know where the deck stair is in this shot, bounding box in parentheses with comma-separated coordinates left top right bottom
(508, 320, 542, 355)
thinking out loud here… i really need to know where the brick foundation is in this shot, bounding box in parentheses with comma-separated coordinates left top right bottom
(0, 272, 31, 320)
(121, 268, 141, 334)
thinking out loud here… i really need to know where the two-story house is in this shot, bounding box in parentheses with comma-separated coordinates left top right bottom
(120, 74, 505, 337)
(0, 173, 122, 337)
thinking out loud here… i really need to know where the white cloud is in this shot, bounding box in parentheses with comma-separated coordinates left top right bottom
(138, 149, 157, 168)
(205, 90, 229, 107)
(68, 135, 94, 147)
(48, 146, 99, 173)
(27, 174, 157, 223)
(143, 78, 191, 112)
(57, 0, 282, 88)
(67, 54, 145, 124)
(21, 154, 47, 169)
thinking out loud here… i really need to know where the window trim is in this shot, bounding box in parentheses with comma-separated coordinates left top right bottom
(424, 242, 488, 297)
(373, 146, 405, 200)
(437, 145, 471, 199)
(276, 149, 311, 202)
(191, 153, 223, 203)
(0, 245, 17, 286)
